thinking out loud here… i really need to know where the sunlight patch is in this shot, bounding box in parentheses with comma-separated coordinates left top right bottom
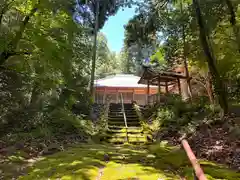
(58, 163, 68, 166)
(70, 160, 82, 166)
(32, 169, 40, 172)
(61, 175, 72, 180)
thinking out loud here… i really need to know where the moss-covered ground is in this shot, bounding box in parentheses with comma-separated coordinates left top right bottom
(1, 143, 239, 180)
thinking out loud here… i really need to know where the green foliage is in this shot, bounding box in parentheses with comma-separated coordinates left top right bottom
(150, 47, 164, 63)
(118, 45, 137, 74)
(48, 108, 94, 135)
(77, 0, 134, 31)
(143, 95, 211, 133)
(0, 0, 128, 145)
(123, 0, 240, 110)
(95, 33, 122, 78)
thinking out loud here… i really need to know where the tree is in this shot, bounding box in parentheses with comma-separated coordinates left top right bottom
(224, 0, 240, 52)
(122, 0, 240, 113)
(0, 0, 39, 65)
(0, 0, 95, 134)
(192, 0, 228, 114)
(78, 0, 135, 97)
(118, 46, 136, 74)
(123, 12, 157, 74)
(95, 33, 121, 78)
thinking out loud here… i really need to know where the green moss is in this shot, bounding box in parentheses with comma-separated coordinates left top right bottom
(2, 143, 238, 180)
(19, 144, 105, 180)
(149, 143, 240, 180)
(202, 165, 240, 180)
(18, 144, 178, 180)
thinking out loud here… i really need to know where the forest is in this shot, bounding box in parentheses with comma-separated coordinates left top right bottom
(0, 0, 240, 179)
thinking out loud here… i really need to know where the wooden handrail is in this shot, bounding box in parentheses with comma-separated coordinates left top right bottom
(181, 139, 207, 180)
(120, 93, 129, 143)
(120, 93, 128, 128)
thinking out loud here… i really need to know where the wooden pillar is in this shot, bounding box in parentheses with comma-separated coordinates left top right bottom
(158, 76, 161, 103)
(103, 88, 106, 104)
(165, 81, 169, 93)
(116, 90, 119, 104)
(177, 78, 182, 96)
(132, 89, 135, 102)
(147, 79, 150, 104)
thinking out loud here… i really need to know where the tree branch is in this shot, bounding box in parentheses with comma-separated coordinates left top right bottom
(11, 1, 40, 49)
(0, 0, 15, 28)
(8, 51, 31, 56)
(192, 77, 206, 89)
(225, 0, 240, 52)
(0, 1, 40, 65)
(0, 51, 31, 64)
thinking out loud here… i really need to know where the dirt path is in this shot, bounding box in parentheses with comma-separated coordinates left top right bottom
(96, 166, 104, 180)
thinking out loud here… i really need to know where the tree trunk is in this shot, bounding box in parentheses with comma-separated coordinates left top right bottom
(90, 0, 100, 98)
(225, 0, 240, 53)
(136, 42, 142, 75)
(206, 72, 214, 104)
(193, 0, 228, 114)
(0, 2, 39, 65)
(180, 0, 192, 100)
(29, 82, 42, 107)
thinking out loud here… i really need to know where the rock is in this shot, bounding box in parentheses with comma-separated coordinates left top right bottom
(41, 144, 63, 156)
(14, 142, 25, 150)
(0, 146, 16, 156)
(17, 150, 31, 159)
(37, 142, 47, 150)
(103, 154, 110, 162)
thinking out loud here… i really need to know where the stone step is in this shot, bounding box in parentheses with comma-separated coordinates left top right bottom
(108, 122, 140, 126)
(108, 114, 138, 118)
(107, 132, 146, 138)
(108, 136, 146, 143)
(109, 109, 136, 113)
(108, 115, 138, 118)
(108, 113, 137, 117)
(108, 118, 139, 122)
(108, 121, 140, 125)
(108, 121, 140, 126)
(108, 124, 141, 128)
(107, 128, 143, 133)
(107, 125, 141, 130)
(109, 107, 134, 110)
(109, 106, 134, 109)
(107, 125, 141, 129)
(110, 103, 133, 107)
(108, 117, 139, 121)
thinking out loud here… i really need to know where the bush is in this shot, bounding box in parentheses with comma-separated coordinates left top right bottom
(143, 95, 211, 133)
(48, 107, 94, 135)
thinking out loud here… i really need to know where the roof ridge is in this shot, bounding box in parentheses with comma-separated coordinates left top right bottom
(95, 74, 140, 82)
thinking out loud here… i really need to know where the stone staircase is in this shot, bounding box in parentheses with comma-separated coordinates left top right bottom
(107, 103, 148, 144)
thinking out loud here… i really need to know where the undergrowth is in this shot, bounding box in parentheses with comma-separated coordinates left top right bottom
(135, 94, 240, 170)
(149, 142, 240, 180)
(137, 95, 227, 140)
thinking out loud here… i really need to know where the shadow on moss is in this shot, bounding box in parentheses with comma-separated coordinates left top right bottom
(149, 142, 240, 180)
(4, 143, 238, 180)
